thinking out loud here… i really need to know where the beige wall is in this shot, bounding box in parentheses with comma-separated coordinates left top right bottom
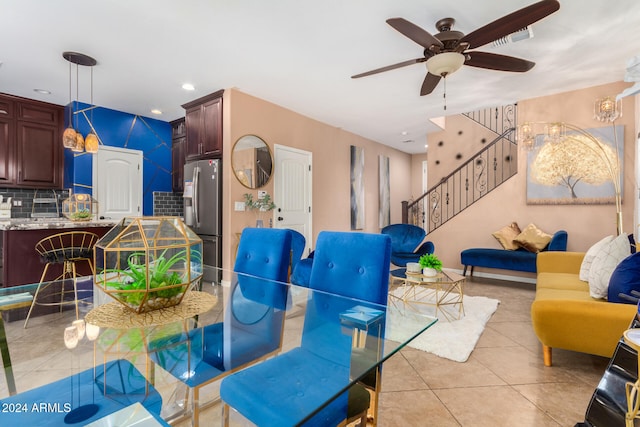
(426, 81, 637, 279)
(219, 82, 636, 279)
(221, 89, 412, 269)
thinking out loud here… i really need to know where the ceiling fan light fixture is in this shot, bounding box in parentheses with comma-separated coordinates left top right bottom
(426, 52, 465, 77)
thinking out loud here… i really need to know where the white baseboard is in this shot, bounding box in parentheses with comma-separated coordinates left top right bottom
(444, 268, 537, 285)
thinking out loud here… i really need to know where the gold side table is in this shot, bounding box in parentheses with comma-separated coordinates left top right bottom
(390, 269, 465, 321)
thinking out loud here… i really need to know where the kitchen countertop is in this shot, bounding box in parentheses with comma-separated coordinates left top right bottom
(0, 218, 118, 231)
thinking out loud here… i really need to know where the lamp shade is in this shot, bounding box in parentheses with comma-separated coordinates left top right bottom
(85, 132, 99, 153)
(64, 325, 79, 349)
(72, 133, 85, 152)
(63, 127, 77, 149)
(426, 52, 465, 76)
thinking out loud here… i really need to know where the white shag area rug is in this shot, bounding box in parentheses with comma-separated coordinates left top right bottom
(387, 289, 500, 362)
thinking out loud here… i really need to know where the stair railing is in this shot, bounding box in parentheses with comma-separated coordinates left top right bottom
(462, 104, 517, 142)
(402, 127, 518, 233)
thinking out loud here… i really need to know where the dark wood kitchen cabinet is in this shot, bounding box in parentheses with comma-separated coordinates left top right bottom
(0, 116, 14, 186)
(171, 118, 185, 192)
(182, 89, 223, 160)
(0, 93, 63, 189)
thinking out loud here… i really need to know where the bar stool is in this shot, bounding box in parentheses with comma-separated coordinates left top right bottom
(24, 231, 99, 328)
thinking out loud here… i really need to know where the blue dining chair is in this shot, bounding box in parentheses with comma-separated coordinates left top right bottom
(148, 227, 294, 425)
(288, 228, 306, 281)
(220, 231, 392, 426)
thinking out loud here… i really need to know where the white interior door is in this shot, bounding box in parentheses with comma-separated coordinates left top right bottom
(92, 146, 143, 220)
(273, 144, 312, 254)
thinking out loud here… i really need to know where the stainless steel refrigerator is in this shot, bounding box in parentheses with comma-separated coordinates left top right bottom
(183, 159, 222, 282)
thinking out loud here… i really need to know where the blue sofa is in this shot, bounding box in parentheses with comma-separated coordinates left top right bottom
(460, 230, 568, 276)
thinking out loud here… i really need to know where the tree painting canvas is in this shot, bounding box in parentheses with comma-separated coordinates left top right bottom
(526, 125, 623, 205)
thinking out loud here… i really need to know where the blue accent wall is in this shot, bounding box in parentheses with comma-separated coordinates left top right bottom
(63, 102, 172, 215)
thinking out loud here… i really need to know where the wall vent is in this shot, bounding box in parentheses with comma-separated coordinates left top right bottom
(492, 26, 534, 47)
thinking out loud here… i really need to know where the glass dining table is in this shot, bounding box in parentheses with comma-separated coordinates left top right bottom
(0, 265, 437, 426)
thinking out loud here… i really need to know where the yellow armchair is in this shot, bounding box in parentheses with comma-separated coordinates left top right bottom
(532, 252, 636, 366)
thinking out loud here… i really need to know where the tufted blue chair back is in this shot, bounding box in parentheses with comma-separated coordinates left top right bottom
(302, 231, 391, 365)
(234, 227, 292, 282)
(308, 231, 391, 304)
(223, 227, 292, 369)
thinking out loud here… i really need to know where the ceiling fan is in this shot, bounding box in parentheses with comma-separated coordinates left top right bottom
(351, 0, 560, 96)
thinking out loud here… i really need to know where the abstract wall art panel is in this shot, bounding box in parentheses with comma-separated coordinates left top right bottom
(379, 155, 390, 228)
(350, 145, 365, 230)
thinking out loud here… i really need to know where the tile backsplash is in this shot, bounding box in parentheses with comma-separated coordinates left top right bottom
(0, 188, 184, 219)
(0, 188, 70, 218)
(153, 191, 183, 217)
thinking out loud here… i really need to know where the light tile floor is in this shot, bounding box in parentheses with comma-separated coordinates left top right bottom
(181, 275, 612, 426)
(1, 275, 613, 426)
(375, 276, 610, 427)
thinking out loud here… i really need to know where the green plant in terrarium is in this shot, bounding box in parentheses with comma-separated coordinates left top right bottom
(70, 209, 92, 220)
(419, 253, 442, 271)
(105, 248, 192, 306)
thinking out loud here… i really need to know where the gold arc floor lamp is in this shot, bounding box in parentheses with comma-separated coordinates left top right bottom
(518, 96, 623, 236)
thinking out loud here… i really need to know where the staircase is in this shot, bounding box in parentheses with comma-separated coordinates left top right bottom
(402, 104, 518, 233)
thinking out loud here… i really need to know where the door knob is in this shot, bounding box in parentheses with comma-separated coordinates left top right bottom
(277, 217, 284, 221)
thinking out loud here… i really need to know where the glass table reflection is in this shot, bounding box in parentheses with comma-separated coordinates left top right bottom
(0, 265, 437, 426)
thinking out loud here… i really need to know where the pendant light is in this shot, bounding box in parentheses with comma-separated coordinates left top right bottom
(62, 59, 77, 149)
(71, 61, 84, 153)
(84, 66, 99, 153)
(62, 52, 97, 153)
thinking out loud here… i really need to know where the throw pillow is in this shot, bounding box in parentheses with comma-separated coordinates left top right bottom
(491, 222, 521, 250)
(608, 252, 640, 303)
(513, 223, 553, 253)
(588, 233, 630, 299)
(579, 235, 614, 281)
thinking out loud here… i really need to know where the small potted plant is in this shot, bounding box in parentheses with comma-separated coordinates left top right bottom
(419, 253, 442, 277)
(243, 193, 276, 227)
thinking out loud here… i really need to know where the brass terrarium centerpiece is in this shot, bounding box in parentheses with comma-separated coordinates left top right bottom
(94, 217, 203, 314)
(62, 192, 98, 221)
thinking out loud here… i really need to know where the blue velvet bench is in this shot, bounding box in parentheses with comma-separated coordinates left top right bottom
(461, 230, 568, 276)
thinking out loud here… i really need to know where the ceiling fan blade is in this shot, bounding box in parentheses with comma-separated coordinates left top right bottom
(386, 18, 444, 49)
(420, 73, 441, 96)
(351, 58, 426, 79)
(464, 51, 535, 72)
(460, 0, 560, 49)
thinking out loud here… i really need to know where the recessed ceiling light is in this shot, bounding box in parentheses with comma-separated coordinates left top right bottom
(33, 89, 51, 95)
(401, 131, 408, 136)
(182, 83, 195, 91)
(151, 109, 162, 115)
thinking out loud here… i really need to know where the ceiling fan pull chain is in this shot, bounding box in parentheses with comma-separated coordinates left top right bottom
(443, 76, 447, 111)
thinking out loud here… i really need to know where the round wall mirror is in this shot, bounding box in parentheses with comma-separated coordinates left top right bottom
(231, 135, 273, 189)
